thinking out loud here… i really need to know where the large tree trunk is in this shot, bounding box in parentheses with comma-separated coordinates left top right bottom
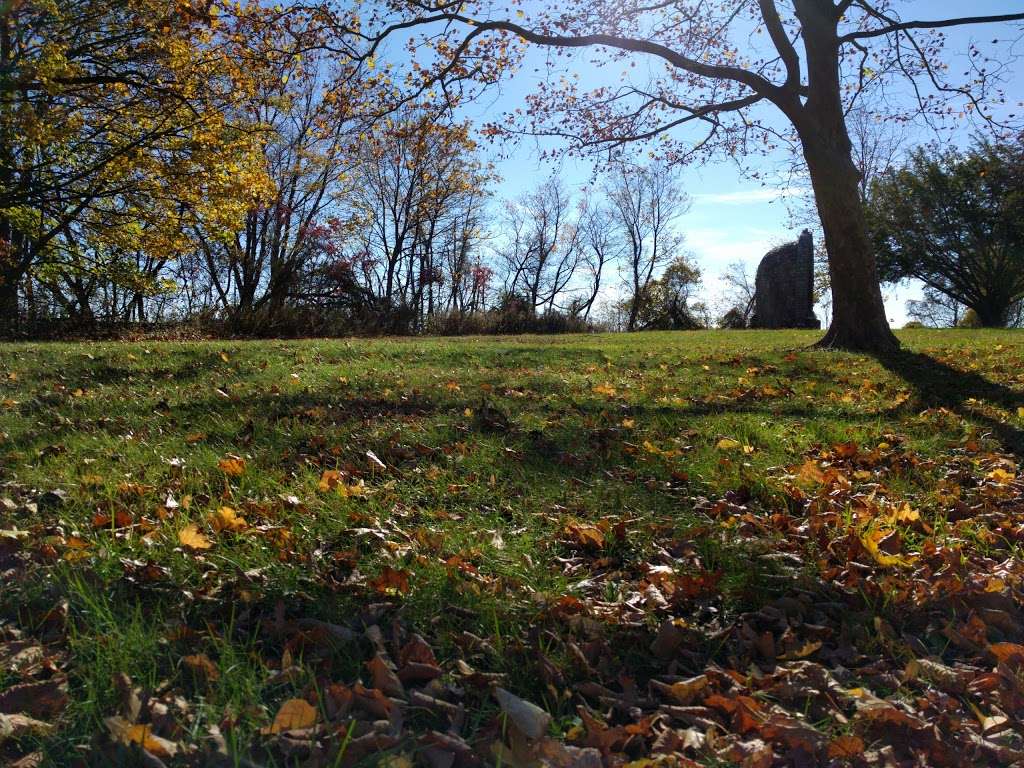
(974, 300, 1011, 328)
(803, 139, 899, 351)
(795, 0, 900, 353)
(0, 273, 18, 329)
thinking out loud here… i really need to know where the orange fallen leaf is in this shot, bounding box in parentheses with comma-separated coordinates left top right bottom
(182, 653, 220, 682)
(218, 456, 246, 477)
(989, 642, 1024, 665)
(318, 469, 342, 491)
(369, 566, 411, 595)
(827, 734, 864, 759)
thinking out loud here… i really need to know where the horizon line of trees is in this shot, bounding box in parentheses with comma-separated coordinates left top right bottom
(2, 1, 1021, 339)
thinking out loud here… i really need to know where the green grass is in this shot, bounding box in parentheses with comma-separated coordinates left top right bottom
(1, 329, 1022, 764)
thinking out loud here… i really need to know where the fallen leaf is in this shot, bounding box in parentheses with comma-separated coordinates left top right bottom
(210, 506, 247, 533)
(0, 679, 68, 718)
(183, 653, 220, 682)
(178, 524, 212, 551)
(369, 566, 410, 595)
(827, 734, 864, 758)
(217, 456, 246, 477)
(262, 698, 318, 734)
(106, 717, 179, 758)
(494, 687, 550, 740)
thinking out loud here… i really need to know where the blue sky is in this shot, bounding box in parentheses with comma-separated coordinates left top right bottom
(433, 1, 1024, 325)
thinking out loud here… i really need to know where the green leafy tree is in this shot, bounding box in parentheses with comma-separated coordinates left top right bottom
(623, 255, 703, 330)
(868, 139, 1024, 328)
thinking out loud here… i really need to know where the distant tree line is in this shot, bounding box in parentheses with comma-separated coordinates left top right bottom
(2, 1, 1021, 338)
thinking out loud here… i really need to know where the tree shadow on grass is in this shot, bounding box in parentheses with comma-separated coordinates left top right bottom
(874, 350, 1024, 456)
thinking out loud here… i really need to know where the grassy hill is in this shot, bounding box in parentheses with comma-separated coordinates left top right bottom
(1, 329, 1023, 766)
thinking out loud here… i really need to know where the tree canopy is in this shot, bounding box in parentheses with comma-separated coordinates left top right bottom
(869, 138, 1024, 328)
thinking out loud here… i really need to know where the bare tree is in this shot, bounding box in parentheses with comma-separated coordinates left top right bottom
(575, 201, 621, 321)
(499, 178, 583, 315)
(605, 163, 688, 331)
(718, 261, 756, 326)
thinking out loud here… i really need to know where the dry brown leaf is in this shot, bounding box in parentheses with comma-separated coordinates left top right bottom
(494, 687, 550, 740)
(261, 698, 318, 734)
(0, 712, 53, 741)
(183, 653, 220, 682)
(0, 678, 68, 718)
(827, 734, 865, 758)
(367, 653, 405, 698)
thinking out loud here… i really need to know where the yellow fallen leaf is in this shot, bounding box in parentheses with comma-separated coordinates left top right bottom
(621, 418, 635, 428)
(665, 675, 708, 704)
(262, 698, 318, 734)
(860, 528, 916, 568)
(715, 438, 741, 451)
(219, 351, 230, 362)
(985, 577, 1006, 593)
(796, 460, 826, 484)
(592, 383, 617, 397)
(179, 524, 212, 551)
(782, 640, 823, 660)
(337, 481, 366, 498)
(888, 502, 920, 523)
(987, 468, 1016, 485)
(210, 506, 247, 533)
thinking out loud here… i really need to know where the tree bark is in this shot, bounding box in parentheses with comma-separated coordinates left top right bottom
(0, 273, 18, 329)
(975, 300, 1011, 328)
(795, 0, 899, 353)
(803, 139, 899, 351)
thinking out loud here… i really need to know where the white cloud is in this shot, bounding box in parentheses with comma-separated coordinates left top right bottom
(684, 226, 778, 266)
(692, 187, 807, 205)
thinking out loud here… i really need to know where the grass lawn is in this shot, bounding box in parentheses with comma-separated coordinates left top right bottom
(1, 329, 1023, 766)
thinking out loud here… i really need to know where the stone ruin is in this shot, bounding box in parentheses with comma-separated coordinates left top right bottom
(749, 229, 821, 330)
